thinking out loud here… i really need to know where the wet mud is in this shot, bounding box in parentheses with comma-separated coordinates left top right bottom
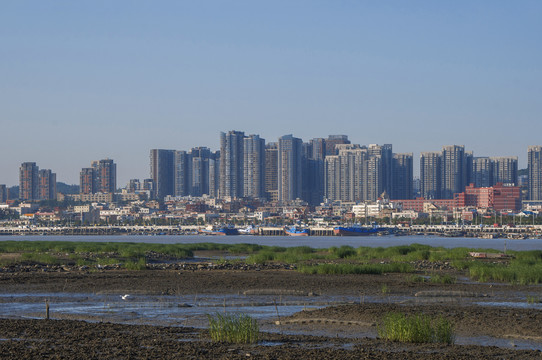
(1, 266, 542, 359)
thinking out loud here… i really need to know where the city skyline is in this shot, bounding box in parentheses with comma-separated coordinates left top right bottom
(2, 2, 542, 185)
(0, 135, 537, 188)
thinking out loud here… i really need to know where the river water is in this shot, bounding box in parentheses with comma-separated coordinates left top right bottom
(1, 234, 542, 251)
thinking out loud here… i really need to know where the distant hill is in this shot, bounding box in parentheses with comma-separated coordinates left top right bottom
(8, 182, 80, 199)
(56, 182, 80, 194)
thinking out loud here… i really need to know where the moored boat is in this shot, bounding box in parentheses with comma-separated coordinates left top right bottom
(238, 225, 258, 235)
(199, 226, 239, 236)
(333, 225, 387, 236)
(284, 226, 310, 236)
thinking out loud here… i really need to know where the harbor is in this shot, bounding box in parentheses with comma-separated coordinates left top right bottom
(1, 224, 541, 239)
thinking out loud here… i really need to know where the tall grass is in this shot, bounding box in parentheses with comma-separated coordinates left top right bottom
(207, 313, 259, 344)
(378, 312, 454, 344)
(298, 262, 413, 275)
(246, 246, 320, 264)
(468, 260, 542, 285)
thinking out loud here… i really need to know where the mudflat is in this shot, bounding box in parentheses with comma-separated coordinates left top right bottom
(1, 263, 542, 359)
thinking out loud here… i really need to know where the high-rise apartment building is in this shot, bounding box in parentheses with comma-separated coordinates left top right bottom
(420, 152, 441, 199)
(19, 162, 39, 201)
(208, 151, 220, 198)
(95, 159, 116, 194)
(325, 135, 350, 156)
(341, 146, 367, 201)
(0, 184, 8, 203)
(243, 135, 265, 198)
(325, 144, 390, 202)
(128, 179, 140, 193)
(368, 144, 393, 196)
(19, 162, 56, 201)
(471, 157, 492, 188)
(174, 150, 191, 197)
(219, 130, 245, 198)
(441, 145, 467, 199)
(324, 155, 341, 201)
(490, 156, 518, 185)
(80, 168, 96, 194)
(38, 169, 56, 200)
(191, 147, 212, 197)
(150, 149, 175, 200)
(80, 159, 116, 196)
(278, 134, 303, 202)
(264, 143, 278, 202)
(528, 146, 542, 200)
(364, 155, 382, 201)
(300, 138, 327, 205)
(391, 153, 413, 200)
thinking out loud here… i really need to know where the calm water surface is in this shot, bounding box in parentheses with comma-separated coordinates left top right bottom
(1, 234, 541, 251)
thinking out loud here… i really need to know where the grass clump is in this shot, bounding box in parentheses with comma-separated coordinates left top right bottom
(207, 313, 259, 344)
(124, 257, 147, 270)
(407, 275, 427, 283)
(527, 295, 541, 304)
(378, 312, 454, 344)
(429, 274, 456, 284)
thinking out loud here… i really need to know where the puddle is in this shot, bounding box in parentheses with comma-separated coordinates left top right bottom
(456, 335, 542, 351)
(259, 341, 284, 346)
(1, 292, 542, 350)
(475, 301, 542, 310)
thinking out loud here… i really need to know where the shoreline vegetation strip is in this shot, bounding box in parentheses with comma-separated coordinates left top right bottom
(1, 241, 542, 284)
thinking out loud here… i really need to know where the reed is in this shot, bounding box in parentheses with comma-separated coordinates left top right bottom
(207, 313, 259, 344)
(378, 312, 454, 344)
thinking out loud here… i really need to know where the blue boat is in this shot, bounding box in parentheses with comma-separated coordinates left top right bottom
(333, 225, 387, 236)
(284, 226, 310, 236)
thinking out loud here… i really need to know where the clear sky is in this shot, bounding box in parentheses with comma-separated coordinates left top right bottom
(1, 1, 541, 186)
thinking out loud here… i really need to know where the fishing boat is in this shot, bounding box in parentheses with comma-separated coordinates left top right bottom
(199, 225, 239, 236)
(238, 225, 258, 235)
(333, 224, 387, 236)
(284, 226, 310, 236)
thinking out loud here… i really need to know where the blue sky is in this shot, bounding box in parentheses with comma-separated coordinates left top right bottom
(1, 1, 541, 186)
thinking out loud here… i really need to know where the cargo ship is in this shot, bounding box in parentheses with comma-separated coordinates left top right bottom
(333, 225, 387, 236)
(284, 226, 310, 236)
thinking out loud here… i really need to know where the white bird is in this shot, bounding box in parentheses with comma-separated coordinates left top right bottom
(121, 294, 130, 300)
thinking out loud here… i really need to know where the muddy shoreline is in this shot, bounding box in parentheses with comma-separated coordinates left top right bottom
(1, 262, 542, 359)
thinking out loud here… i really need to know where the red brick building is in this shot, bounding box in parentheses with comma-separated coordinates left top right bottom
(456, 183, 521, 212)
(393, 183, 521, 212)
(392, 198, 457, 212)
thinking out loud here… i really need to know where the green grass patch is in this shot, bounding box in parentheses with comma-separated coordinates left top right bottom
(207, 313, 259, 344)
(407, 275, 427, 283)
(298, 262, 413, 275)
(20, 253, 60, 265)
(468, 260, 542, 285)
(429, 274, 456, 284)
(124, 257, 147, 270)
(378, 312, 454, 344)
